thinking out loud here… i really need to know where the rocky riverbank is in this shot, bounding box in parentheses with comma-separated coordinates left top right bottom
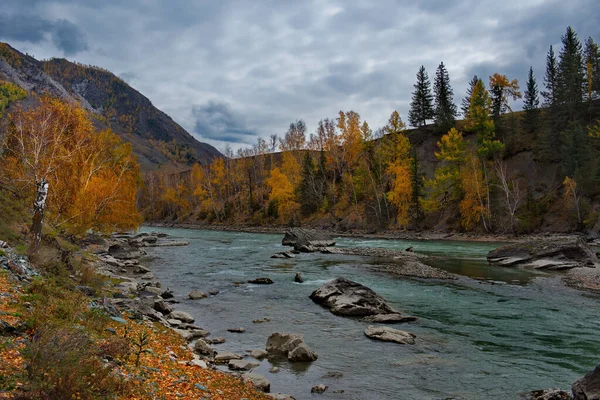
(0, 236, 275, 400)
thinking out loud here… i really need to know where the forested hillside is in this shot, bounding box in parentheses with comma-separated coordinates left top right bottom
(0, 42, 221, 170)
(140, 27, 600, 235)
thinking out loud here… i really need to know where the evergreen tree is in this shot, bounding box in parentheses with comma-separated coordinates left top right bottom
(461, 75, 479, 117)
(433, 62, 457, 132)
(408, 65, 434, 127)
(540, 45, 561, 163)
(556, 26, 585, 124)
(584, 37, 600, 101)
(522, 66, 540, 135)
(298, 152, 320, 216)
(542, 46, 558, 108)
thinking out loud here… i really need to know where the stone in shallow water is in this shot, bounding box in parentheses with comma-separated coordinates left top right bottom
(364, 326, 416, 345)
(242, 373, 270, 393)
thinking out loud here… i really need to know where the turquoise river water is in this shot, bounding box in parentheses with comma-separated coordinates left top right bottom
(139, 227, 600, 400)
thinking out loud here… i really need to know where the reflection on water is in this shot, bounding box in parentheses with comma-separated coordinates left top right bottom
(140, 227, 600, 400)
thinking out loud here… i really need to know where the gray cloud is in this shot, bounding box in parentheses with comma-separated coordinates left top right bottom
(192, 101, 257, 144)
(0, 13, 87, 55)
(0, 0, 598, 148)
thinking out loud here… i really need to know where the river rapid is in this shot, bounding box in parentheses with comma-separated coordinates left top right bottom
(139, 227, 600, 400)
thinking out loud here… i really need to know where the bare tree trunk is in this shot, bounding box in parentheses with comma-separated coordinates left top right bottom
(29, 178, 48, 254)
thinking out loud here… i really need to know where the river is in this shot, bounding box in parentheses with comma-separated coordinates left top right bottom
(139, 227, 600, 400)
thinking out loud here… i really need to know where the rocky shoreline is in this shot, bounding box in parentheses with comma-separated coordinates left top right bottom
(92, 231, 301, 399)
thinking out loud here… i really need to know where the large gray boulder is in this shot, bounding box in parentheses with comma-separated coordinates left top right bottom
(282, 228, 335, 251)
(266, 332, 318, 362)
(573, 364, 600, 399)
(310, 277, 407, 317)
(487, 238, 598, 270)
(364, 326, 416, 345)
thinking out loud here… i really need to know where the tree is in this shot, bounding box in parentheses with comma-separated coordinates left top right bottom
(279, 120, 306, 151)
(584, 37, 600, 102)
(408, 65, 434, 127)
(489, 73, 522, 118)
(494, 159, 524, 233)
(556, 26, 585, 124)
(542, 45, 559, 108)
(465, 79, 502, 158)
(461, 75, 479, 118)
(423, 128, 466, 213)
(433, 61, 457, 132)
(522, 66, 540, 135)
(2, 97, 141, 252)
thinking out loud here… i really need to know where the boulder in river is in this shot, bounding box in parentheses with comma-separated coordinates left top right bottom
(282, 228, 335, 251)
(108, 243, 144, 260)
(248, 278, 274, 285)
(487, 238, 599, 270)
(266, 332, 318, 362)
(572, 364, 600, 399)
(311, 384, 328, 394)
(228, 359, 259, 371)
(188, 290, 208, 299)
(294, 272, 304, 283)
(310, 277, 414, 318)
(364, 326, 416, 345)
(526, 389, 573, 400)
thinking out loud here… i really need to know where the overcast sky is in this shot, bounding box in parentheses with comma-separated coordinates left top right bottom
(0, 0, 598, 152)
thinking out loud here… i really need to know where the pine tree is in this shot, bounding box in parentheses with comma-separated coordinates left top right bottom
(556, 26, 585, 124)
(461, 75, 479, 117)
(542, 46, 558, 108)
(522, 66, 540, 135)
(408, 65, 434, 127)
(584, 37, 600, 101)
(433, 62, 457, 132)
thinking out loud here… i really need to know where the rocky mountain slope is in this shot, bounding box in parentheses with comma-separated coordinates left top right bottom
(0, 42, 221, 170)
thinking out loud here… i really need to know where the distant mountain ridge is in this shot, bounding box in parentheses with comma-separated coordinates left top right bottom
(0, 42, 221, 169)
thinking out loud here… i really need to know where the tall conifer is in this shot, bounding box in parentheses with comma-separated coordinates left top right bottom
(408, 65, 434, 127)
(433, 62, 457, 132)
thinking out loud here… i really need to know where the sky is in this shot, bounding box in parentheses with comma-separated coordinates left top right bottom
(0, 0, 598, 152)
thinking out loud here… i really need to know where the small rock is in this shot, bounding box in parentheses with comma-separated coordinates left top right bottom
(242, 373, 270, 393)
(322, 372, 343, 379)
(364, 326, 416, 345)
(189, 358, 208, 369)
(193, 340, 215, 358)
(248, 278, 274, 285)
(110, 317, 127, 325)
(311, 384, 328, 394)
(209, 290, 220, 295)
(228, 359, 259, 371)
(253, 317, 271, 324)
(249, 349, 268, 360)
(214, 351, 244, 363)
(194, 383, 208, 391)
(294, 272, 303, 283)
(189, 290, 208, 300)
(167, 319, 183, 327)
(207, 337, 226, 345)
(269, 367, 280, 374)
(169, 311, 194, 323)
(528, 388, 573, 400)
(154, 299, 174, 315)
(267, 394, 295, 400)
(288, 343, 318, 362)
(227, 327, 246, 333)
(160, 289, 174, 299)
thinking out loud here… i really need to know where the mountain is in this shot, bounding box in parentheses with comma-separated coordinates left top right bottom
(0, 42, 221, 170)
